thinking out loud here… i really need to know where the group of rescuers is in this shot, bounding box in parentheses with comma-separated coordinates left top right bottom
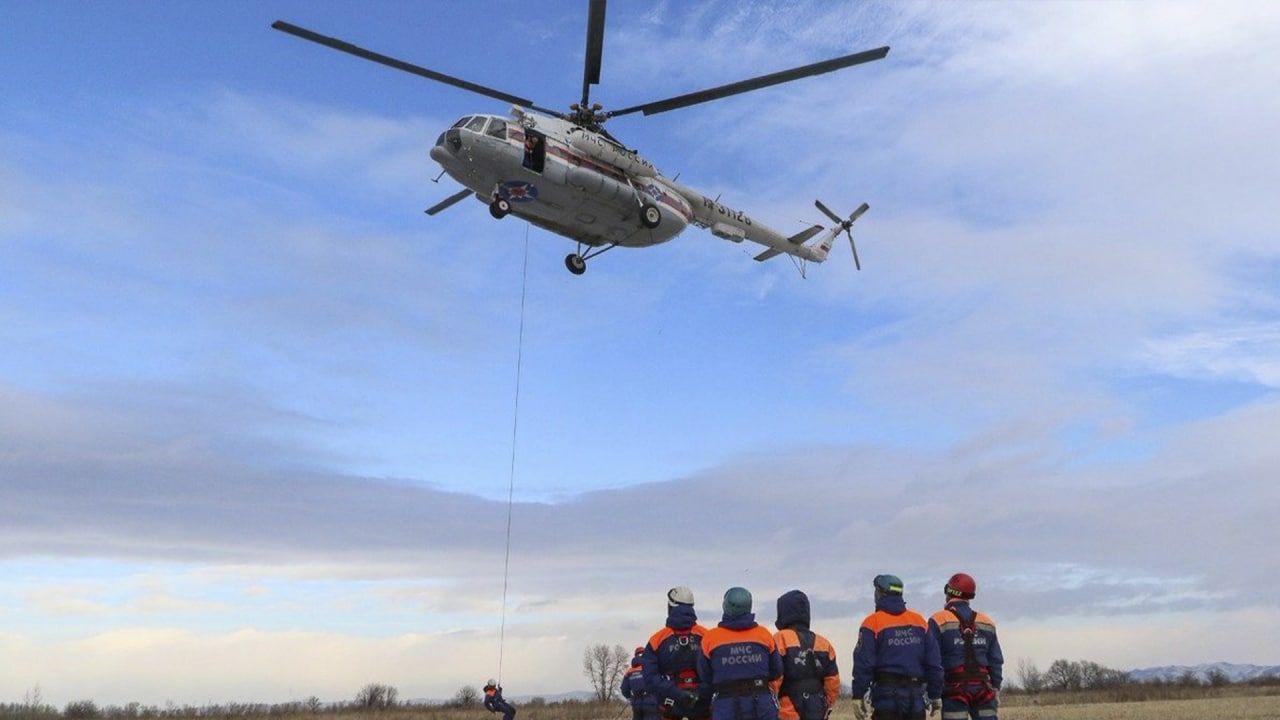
(483, 573, 1001, 720)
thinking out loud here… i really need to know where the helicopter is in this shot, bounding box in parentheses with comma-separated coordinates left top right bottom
(272, 1, 886, 275)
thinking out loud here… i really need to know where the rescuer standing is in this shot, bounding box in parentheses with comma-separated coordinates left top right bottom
(771, 590, 840, 720)
(623, 646, 661, 720)
(697, 587, 784, 720)
(642, 587, 711, 720)
(850, 575, 943, 720)
(928, 574, 1004, 720)
(482, 681, 516, 720)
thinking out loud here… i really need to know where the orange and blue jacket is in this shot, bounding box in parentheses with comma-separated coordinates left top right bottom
(622, 660, 658, 712)
(769, 628, 839, 720)
(642, 603, 710, 705)
(928, 601, 1003, 689)
(850, 594, 942, 699)
(483, 687, 513, 712)
(770, 590, 838, 720)
(696, 613, 783, 688)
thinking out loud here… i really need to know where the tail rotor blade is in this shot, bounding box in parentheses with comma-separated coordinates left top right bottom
(814, 199, 842, 225)
(847, 230, 861, 271)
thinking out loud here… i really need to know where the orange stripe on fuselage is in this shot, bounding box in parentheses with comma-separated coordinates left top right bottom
(506, 129, 694, 223)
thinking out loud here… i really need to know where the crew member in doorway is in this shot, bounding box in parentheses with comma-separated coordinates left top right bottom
(623, 646, 660, 720)
(928, 574, 1003, 720)
(771, 590, 839, 720)
(697, 587, 783, 720)
(850, 576, 943, 720)
(483, 680, 516, 720)
(522, 130, 545, 173)
(642, 587, 711, 720)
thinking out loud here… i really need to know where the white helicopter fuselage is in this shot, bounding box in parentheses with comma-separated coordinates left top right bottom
(429, 107, 827, 261)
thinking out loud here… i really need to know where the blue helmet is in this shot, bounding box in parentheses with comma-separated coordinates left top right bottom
(873, 574, 904, 595)
(723, 586, 753, 616)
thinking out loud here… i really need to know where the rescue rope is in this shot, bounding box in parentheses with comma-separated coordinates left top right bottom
(497, 222, 531, 684)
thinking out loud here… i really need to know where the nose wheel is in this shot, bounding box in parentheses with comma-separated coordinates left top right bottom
(564, 242, 618, 275)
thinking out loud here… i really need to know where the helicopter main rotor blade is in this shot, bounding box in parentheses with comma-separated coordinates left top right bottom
(425, 188, 475, 216)
(580, 0, 607, 107)
(608, 45, 889, 118)
(272, 21, 552, 112)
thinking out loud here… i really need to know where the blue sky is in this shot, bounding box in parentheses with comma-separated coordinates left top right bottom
(3, 0, 1280, 706)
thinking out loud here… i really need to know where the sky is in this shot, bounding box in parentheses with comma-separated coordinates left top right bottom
(2, 0, 1279, 706)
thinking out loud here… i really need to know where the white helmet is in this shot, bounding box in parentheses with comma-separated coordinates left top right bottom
(667, 586, 695, 607)
(486, 678, 497, 688)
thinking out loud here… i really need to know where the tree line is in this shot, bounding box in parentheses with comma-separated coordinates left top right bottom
(1014, 658, 1279, 694)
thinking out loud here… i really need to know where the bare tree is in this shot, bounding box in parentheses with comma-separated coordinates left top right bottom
(354, 683, 399, 710)
(1016, 658, 1045, 694)
(1045, 659, 1083, 691)
(583, 644, 630, 702)
(451, 686, 481, 708)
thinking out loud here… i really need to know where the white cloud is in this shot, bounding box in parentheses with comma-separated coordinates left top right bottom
(1145, 323, 1280, 388)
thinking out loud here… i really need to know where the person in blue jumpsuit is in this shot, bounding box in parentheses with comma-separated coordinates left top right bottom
(483, 680, 516, 720)
(696, 587, 784, 720)
(642, 586, 711, 720)
(623, 646, 661, 720)
(850, 575, 943, 720)
(929, 573, 1003, 720)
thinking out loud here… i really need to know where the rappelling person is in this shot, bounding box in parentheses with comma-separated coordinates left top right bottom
(928, 573, 1003, 720)
(483, 680, 516, 720)
(696, 587, 783, 720)
(642, 587, 711, 720)
(771, 590, 840, 720)
(623, 646, 660, 720)
(850, 575, 943, 720)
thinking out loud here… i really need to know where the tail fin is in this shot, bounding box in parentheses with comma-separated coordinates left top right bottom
(810, 227, 843, 262)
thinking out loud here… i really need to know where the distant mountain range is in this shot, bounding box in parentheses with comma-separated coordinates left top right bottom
(1129, 662, 1280, 683)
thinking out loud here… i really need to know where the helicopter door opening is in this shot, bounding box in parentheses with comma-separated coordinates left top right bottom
(522, 128, 546, 174)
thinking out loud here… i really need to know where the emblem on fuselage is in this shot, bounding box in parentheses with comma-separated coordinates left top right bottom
(500, 180, 539, 202)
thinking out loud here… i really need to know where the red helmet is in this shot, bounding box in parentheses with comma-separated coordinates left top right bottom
(945, 573, 977, 600)
(634, 646, 644, 656)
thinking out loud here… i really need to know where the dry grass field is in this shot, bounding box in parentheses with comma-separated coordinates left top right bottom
(9, 690, 1280, 720)
(299, 694, 1280, 720)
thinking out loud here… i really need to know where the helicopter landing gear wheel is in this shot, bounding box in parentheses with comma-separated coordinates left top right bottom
(564, 253, 587, 275)
(489, 197, 511, 219)
(640, 203, 662, 229)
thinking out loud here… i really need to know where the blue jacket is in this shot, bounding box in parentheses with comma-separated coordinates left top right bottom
(699, 612, 783, 720)
(642, 603, 710, 705)
(929, 601, 1003, 689)
(697, 612, 783, 687)
(850, 595, 942, 699)
(623, 661, 658, 711)
(484, 688, 513, 712)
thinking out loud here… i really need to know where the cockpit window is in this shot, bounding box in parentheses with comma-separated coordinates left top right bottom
(486, 119, 507, 139)
(466, 116, 488, 132)
(452, 116, 472, 129)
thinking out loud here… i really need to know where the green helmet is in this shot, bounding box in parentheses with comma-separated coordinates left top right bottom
(723, 586, 753, 616)
(873, 574, 904, 595)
